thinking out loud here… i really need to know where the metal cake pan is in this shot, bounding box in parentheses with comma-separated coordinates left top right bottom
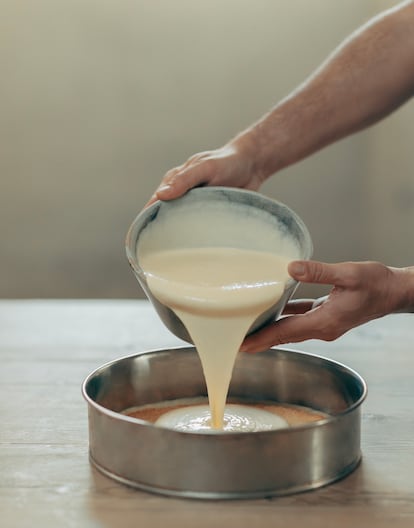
(82, 347, 366, 499)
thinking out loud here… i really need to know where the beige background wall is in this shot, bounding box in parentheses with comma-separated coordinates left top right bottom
(1, 0, 412, 299)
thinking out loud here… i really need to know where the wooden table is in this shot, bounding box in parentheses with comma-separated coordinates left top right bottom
(1, 300, 413, 527)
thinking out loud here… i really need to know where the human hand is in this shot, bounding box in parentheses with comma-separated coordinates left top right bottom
(241, 259, 413, 353)
(145, 138, 264, 207)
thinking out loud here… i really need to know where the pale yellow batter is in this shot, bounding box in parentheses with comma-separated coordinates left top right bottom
(140, 246, 291, 429)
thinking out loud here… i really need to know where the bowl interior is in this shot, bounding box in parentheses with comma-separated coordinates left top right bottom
(127, 187, 313, 276)
(125, 188, 313, 342)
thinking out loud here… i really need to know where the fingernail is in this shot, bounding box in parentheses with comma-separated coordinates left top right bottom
(157, 183, 172, 194)
(289, 261, 305, 277)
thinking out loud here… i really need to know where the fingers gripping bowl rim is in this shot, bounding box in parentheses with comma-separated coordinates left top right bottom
(125, 187, 313, 343)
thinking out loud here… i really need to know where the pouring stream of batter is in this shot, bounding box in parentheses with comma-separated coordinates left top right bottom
(140, 246, 291, 429)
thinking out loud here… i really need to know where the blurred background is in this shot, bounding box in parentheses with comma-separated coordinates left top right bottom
(2, 0, 413, 300)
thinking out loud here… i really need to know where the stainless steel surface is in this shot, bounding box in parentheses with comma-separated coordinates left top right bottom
(125, 187, 313, 343)
(82, 347, 366, 499)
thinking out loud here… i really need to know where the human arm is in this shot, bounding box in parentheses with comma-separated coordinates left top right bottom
(240, 260, 414, 353)
(147, 0, 414, 206)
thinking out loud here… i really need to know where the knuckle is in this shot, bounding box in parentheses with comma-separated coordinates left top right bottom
(320, 325, 343, 342)
(272, 331, 287, 345)
(339, 262, 363, 289)
(164, 167, 180, 182)
(193, 157, 216, 179)
(309, 261, 326, 282)
(188, 151, 211, 163)
(344, 261, 387, 288)
(344, 269, 360, 289)
(323, 332, 338, 342)
(164, 168, 175, 178)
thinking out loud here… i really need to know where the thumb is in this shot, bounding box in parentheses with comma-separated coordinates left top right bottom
(288, 260, 347, 286)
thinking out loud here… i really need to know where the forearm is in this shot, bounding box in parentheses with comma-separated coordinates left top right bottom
(232, 1, 414, 181)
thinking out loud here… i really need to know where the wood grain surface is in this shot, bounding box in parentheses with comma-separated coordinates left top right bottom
(1, 300, 413, 527)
